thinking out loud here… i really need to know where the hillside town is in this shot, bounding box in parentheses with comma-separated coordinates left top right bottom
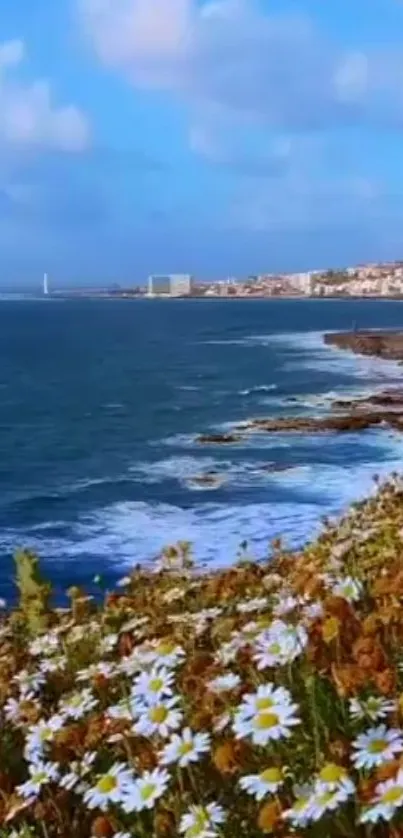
(41, 260, 403, 300)
(142, 261, 403, 298)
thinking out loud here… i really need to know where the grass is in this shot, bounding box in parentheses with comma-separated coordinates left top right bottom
(2, 475, 403, 836)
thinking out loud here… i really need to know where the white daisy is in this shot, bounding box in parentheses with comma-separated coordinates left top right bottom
(234, 682, 295, 718)
(239, 767, 284, 800)
(233, 684, 300, 746)
(273, 595, 301, 617)
(59, 752, 97, 790)
(17, 761, 59, 798)
(24, 715, 65, 761)
(307, 783, 352, 822)
(214, 638, 244, 665)
(14, 669, 46, 699)
(39, 654, 67, 674)
(253, 620, 308, 669)
(360, 771, 403, 823)
(237, 597, 269, 614)
(106, 698, 132, 722)
(234, 702, 300, 746)
(83, 763, 135, 811)
(283, 785, 315, 828)
(76, 661, 116, 682)
(29, 632, 60, 657)
(303, 602, 324, 622)
(179, 802, 226, 838)
(98, 633, 119, 654)
(122, 767, 170, 812)
(4, 697, 40, 726)
(132, 667, 175, 703)
(316, 763, 355, 795)
(349, 696, 396, 723)
(352, 725, 403, 769)
(59, 688, 98, 720)
(133, 696, 183, 738)
(147, 640, 186, 669)
(160, 727, 211, 767)
(332, 575, 363, 602)
(207, 673, 241, 693)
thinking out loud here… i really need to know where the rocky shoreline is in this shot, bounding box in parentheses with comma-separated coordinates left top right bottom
(196, 330, 403, 448)
(324, 328, 403, 361)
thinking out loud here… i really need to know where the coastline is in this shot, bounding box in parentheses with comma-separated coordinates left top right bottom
(325, 329, 403, 362)
(196, 330, 403, 445)
(3, 324, 403, 834)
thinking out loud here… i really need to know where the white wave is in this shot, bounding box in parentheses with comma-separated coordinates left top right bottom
(129, 454, 305, 490)
(4, 425, 403, 571)
(130, 456, 220, 484)
(239, 384, 277, 396)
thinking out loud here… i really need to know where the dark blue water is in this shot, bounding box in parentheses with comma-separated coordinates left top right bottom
(1, 297, 403, 599)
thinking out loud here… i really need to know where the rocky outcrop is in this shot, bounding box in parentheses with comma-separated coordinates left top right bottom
(238, 412, 402, 434)
(332, 390, 403, 411)
(188, 472, 226, 488)
(324, 331, 403, 361)
(196, 408, 403, 444)
(196, 433, 242, 444)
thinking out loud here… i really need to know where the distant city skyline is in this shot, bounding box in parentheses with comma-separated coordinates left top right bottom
(2, 1, 403, 284)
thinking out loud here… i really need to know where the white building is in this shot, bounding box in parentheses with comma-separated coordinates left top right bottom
(169, 274, 193, 297)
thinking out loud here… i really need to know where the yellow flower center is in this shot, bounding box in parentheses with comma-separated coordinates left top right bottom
(260, 768, 282, 784)
(319, 763, 345, 783)
(140, 783, 156, 801)
(39, 728, 53, 742)
(96, 775, 117, 794)
(317, 790, 336, 806)
(268, 642, 281, 655)
(68, 694, 82, 707)
(368, 739, 387, 754)
(382, 786, 403, 805)
(179, 742, 194, 756)
(294, 797, 308, 812)
(157, 642, 175, 656)
(187, 822, 206, 838)
(255, 712, 279, 729)
(149, 678, 164, 692)
(256, 697, 275, 711)
(32, 771, 47, 784)
(149, 706, 169, 724)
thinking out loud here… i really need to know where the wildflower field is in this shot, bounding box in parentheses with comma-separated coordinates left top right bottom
(4, 477, 403, 838)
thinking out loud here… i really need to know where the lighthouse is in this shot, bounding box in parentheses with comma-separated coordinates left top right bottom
(43, 273, 49, 296)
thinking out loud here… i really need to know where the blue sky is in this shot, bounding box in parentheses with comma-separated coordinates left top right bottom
(2, 0, 403, 285)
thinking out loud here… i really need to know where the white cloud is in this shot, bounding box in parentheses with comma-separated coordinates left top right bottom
(0, 39, 89, 151)
(78, 0, 403, 131)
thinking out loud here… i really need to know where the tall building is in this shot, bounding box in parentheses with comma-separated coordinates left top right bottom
(147, 275, 171, 296)
(147, 274, 193, 297)
(169, 274, 193, 297)
(43, 273, 49, 296)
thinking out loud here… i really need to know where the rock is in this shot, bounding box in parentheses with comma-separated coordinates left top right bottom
(235, 411, 403, 435)
(260, 463, 296, 473)
(332, 390, 403, 413)
(188, 472, 225, 488)
(197, 433, 242, 444)
(324, 331, 403, 361)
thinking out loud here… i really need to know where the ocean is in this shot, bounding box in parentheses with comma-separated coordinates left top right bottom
(1, 297, 403, 600)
